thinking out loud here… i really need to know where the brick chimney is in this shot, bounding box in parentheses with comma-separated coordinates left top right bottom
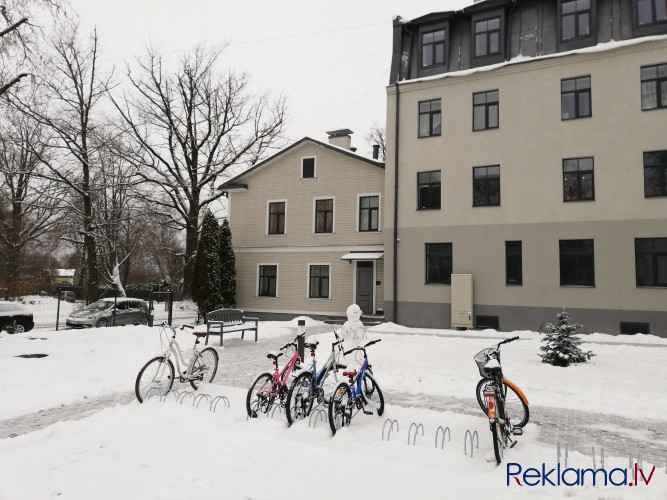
(326, 129, 353, 150)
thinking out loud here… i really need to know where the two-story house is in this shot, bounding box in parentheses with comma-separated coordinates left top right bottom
(384, 0, 667, 335)
(220, 130, 385, 321)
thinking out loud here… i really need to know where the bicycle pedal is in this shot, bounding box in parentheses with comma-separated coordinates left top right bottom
(510, 439, 518, 449)
(363, 410, 374, 416)
(512, 428, 523, 436)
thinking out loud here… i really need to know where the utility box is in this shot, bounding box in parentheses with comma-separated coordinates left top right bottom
(451, 274, 473, 330)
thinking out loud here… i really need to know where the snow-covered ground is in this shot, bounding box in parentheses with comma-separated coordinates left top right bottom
(0, 319, 665, 499)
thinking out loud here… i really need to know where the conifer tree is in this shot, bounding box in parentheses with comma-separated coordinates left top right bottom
(540, 309, 594, 367)
(191, 210, 225, 320)
(219, 218, 236, 308)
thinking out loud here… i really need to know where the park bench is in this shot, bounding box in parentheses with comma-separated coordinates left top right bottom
(205, 308, 259, 346)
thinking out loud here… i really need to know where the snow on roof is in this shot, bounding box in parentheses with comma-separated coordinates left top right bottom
(395, 35, 667, 86)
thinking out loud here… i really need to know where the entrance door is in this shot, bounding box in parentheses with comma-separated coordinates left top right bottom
(356, 261, 373, 314)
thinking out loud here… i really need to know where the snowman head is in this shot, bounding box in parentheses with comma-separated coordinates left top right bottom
(346, 303, 362, 322)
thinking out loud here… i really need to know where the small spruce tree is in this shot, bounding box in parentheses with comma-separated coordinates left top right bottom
(219, 218, 236, 308)
(191, 210, 225, 320)
(540, 308, 594, 367)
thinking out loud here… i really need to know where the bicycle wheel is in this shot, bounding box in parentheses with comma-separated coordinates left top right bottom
(328, 382, 352, 435)
(491, 420, 505, 464)
(476, 378, 529, 428)
(135, 356, 175, 403)
(286, 371, 315, 426)
(189, 347, 219, 390)
(246, 372, 275, 418)
(361, 373, 384, 417)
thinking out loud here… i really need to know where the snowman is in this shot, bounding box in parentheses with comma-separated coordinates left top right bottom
(340, 304, 367, 365)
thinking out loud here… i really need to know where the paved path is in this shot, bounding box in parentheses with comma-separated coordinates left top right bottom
(2, 327, 665, 468)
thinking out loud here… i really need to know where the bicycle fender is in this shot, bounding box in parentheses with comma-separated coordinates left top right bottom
(503, 378, 529, 406)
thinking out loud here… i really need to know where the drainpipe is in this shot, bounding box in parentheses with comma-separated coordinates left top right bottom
(393, 81, 400, 324)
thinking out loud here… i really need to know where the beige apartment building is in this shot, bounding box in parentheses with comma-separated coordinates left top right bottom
(220, 131, 385, 320)
(384, 0, 667, 336)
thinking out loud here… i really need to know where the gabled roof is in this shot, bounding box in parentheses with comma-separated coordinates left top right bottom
(218, 136, 384, 190)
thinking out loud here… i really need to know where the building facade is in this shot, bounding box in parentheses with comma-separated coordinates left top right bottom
(221, 131, 385, 321)
(385, 0, 667, 335)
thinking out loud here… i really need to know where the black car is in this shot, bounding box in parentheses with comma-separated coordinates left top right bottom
(0, 301, 35, 333)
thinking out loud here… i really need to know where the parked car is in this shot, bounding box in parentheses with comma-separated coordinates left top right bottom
(61, 291, 76, 303)
(66, 298, 149, 328)
(0, 301, 35, 333)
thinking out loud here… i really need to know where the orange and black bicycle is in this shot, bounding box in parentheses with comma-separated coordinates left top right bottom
(474, 336, 529, 464)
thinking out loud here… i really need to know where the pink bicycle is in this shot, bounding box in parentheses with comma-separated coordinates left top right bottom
(246, 333, 304, 418)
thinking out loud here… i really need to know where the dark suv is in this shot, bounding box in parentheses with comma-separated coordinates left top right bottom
(0, 301, 35, 333)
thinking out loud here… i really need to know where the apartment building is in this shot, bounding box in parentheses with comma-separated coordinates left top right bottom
(220, 131, 385, 320)
(384, 0, 667, 335)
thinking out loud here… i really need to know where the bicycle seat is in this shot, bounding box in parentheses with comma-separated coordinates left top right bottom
(192, 331, 207, 338)
(267, 351, 283, 361)
(343, 370, 357, 378)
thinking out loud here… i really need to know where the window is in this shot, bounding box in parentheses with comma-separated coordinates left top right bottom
(559, 239, 595, 286)
(474, 17, 501, 57)
(473, 165, 500, 206)
(315, 198, 334, 233)
(473, 90, 499, 131)
(418, 99, 441, 138)
(561, 0, 591, 40)
(505, 241, 522, 285)
(309, 265, 330, 298)
(620, 322, 650, 335)
(359, 195, 379, 232)
(268, 201, 285, 234)
(418, 170, 441, 210)
(425, 243, 452, 284)
(476, 315, 500, 330)
(561, 76, 591, 119)
(636, 0, 667, 25)
(644, 150, 667, 197)
(421, 29, 446, 67)
(563, 157, 594, 201)
(641, 63, 667, 110)
(302, 158, 315, 178)
(635, 237, 667, 286)
(258, 265, 277, 297)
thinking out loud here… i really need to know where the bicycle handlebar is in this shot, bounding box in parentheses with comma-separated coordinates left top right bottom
(280, 332, 306, 351)
(343, 338, 381, 356)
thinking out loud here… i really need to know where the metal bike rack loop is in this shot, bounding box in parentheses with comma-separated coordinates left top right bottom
(194, 394, 212, 408)
(309, 409, 326, 428)
(408, 422, 424, 446)
(382, 419, 399, 441)
(435, 426, 451, 449)
(464, 430, 479, 458)
(161, 390, 181, 402)
(210, 395, 230, 412)
(178, 391, 195, 404)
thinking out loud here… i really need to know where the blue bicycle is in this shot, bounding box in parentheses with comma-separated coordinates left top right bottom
(285, 332, 346, 426)
(327, 339, 384, 435)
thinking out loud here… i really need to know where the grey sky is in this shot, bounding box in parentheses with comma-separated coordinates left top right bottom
(70, 0, 470, 155)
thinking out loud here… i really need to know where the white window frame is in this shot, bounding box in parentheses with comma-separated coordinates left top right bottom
(306, 262, 331, 300)
(266, 199, 287, 236)
(301, 156, 317, 179)
(257, 263, 279, 298)
(313, 196, 335, 234)
(356, 193, 381, 232)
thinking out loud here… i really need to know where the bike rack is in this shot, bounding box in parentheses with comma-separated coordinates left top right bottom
(464, 430, 479, 458)
(269, 405, 283, 419)
(382, 418, 399, 441)
(193, 394, 212, 408)
(178, 391, 195, 405)
(408, 422, 424, 446)
(591, 446, 604, 469)
(210, 395, 230, 412)
(628, 453, 643, 484)
(557, 441, 568, 468)
(435, 426, 451, 449)
(161, 390, 181, 402)
(144, 387, 165, 401)
(308, 409, 326, 428)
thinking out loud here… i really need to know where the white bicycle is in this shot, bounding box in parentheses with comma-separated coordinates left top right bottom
(135, 322, 219, 403)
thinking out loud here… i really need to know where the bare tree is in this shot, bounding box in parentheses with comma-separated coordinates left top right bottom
(0, 0, 67, 96)
(0, 104, 62, 296)
(365, 121, 386, 161)
(111, 45, 286, 295)
(7, 23, 111, 301)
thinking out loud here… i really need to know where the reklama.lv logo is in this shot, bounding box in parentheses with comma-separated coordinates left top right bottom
(507, 462, 656, 487)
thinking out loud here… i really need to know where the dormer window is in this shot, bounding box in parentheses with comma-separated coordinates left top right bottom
(421, 29, 446, 67)
(561, 0, 591, 40)
(302, 157, 315, 178)
(474, 17, 501, 57)
(637, 0, 667, 25)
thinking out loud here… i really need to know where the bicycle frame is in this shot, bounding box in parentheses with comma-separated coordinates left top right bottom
(257, 345, 301, 397)
(155, 324, 200, 382)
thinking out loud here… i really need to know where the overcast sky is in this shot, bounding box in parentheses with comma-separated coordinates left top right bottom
(69, 0, 471, 156)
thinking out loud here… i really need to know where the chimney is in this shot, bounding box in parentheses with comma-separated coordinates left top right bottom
(372, 144, 380, 160)
(326, 128, 353, 150)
